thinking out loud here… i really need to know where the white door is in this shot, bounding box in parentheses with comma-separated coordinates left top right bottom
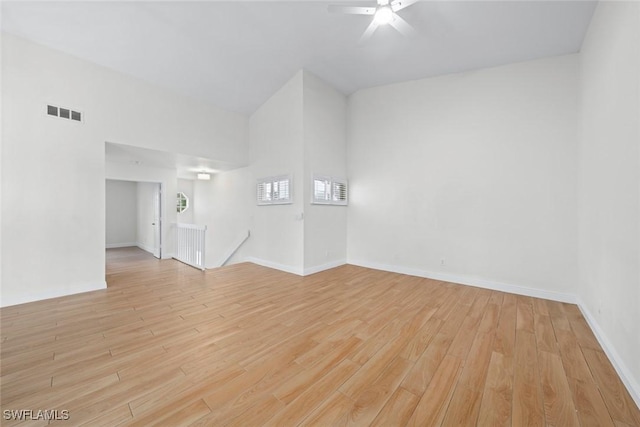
(152, 183, 162, 259)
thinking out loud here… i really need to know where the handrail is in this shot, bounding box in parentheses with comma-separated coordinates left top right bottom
(174, 223, 207, 270)
(217, 230, 250, 267)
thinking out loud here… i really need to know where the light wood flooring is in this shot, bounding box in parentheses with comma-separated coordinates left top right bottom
(1, 247, 639, 426)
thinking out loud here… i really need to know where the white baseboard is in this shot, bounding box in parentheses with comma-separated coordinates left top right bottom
(243, 257, 347, 277)
(347, 259, 578, 303)
(0, 281, 107, 308)
(244, 257, 304, 276)
(577, 300, 640, 408)
(106, 242, 136, 249)
(304, 260, 347, 276)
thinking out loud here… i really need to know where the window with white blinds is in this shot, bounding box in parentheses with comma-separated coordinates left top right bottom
(257, 175, 292, 205)
(332, 181, 348, 204)
(312, 174, 348, 205)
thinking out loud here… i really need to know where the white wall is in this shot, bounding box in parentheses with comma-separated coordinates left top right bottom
(578, 1, 640, 402)
(303, 71, 348, 273)
(105, 179, 137, 247)
(347, 54, 580, 298)
(177, 178, 194, 224)
(192, 168, 251, 268)
(1, 33, 247, 306)
(2, 34, 107, 306)
(247, 71, 305, 274)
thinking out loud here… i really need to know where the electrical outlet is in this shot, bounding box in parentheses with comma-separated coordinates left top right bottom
(440, 258, 445, 266)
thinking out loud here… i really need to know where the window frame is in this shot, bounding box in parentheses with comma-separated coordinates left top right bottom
(176, 192, 189, 213)
(311, 174, 348, 206)
(256, 175, 293, 205)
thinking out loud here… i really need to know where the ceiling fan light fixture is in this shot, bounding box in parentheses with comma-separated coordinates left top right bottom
(374, 6, 394, 25)
(197, 172, 211, 180)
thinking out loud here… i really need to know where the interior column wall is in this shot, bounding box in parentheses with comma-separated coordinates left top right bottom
(578, 1, 640, 402)
(302, 71, 348, 273)
(246, 71, 305, 274)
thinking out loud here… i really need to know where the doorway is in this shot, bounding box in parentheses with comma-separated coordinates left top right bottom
(105, 179, 162, 259)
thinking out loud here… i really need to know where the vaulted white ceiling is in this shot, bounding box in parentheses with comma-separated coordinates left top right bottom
(2, 1, 596, 115)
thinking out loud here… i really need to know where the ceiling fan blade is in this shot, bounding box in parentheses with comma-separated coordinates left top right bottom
(389, 14, 417, 38)
(328, 5, 375, 15)
(390, 0, 419, 12)
(359, 19, 380, 44)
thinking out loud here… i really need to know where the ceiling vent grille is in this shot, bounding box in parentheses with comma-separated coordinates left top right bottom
(47, 104, 83, 122)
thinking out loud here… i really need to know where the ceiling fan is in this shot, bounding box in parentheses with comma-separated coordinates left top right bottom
(328, 0, 419, 43)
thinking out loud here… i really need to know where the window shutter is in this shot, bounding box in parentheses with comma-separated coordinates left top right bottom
(313, 177, 332, 204)
(273, 178, 290, 202)
(257, 175, 292, 205)
(332, 181, 348, 205)
(312, 174, 348, 205)
(257, 181, 270, 204)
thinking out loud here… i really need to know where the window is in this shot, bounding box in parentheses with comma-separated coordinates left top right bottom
(177, 192, 189, 213)
(257, 175, 292, 205)
(312, 174, 348, 205)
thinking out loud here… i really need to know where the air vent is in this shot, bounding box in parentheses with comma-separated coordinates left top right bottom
(47, 104, 83, 122)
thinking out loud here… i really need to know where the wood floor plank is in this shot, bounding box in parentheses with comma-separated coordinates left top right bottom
(494, 293, 517, 357)
(477, 351, 513, 426)
(274, 336, 362, 404)
(582, 348, 640, 426)
(441, 385, 483, 427)
(400, 330, 455, 396)
(223, 394, 284, 427)
(82, 404, 133, 427)
(516, 297, 536, 333)
(458, 331, 494, 390)
(370, 387, 420, 427)
(513, 330, 545, 426)
(129, 398, 211, 427)
(406, 355, 464, 427)
(538, 350, 580, 426)
(298, 391, 355, 426)
(339, 335, 410, 400)
(571, 317, 602, 350)
(478, 301, 501, 334)
(399, 316, 442, 361)
(265, 359, 360, 426)
(0, 247, 637, 426)
(535, 314, 559, 354)
(568, 378, 616, 427)
(554, 327, 595, 383)
(337, 356, 414, 426)
(447, 312, 483, 358)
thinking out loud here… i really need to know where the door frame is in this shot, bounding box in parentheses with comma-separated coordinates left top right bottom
(152, 183, 162, 259)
